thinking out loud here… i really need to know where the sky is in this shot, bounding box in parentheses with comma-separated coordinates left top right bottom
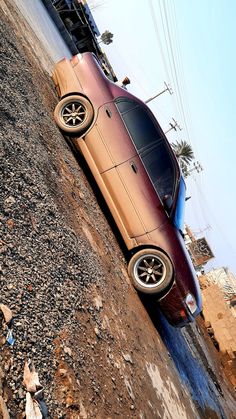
(89, 0, 236, 274)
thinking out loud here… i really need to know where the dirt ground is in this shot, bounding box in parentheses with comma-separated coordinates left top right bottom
(0, 0, 235, 418)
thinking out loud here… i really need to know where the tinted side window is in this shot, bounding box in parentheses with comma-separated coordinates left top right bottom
(142, 143, 175, 200)
(116, 99, 163, 151)
(115, 99, 138, 113)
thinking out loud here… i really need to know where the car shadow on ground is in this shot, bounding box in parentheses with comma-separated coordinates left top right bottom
(140, 295, 226, 418)
(65, 136, 131, 257)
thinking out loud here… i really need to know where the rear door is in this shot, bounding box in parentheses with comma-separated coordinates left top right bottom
(102, 155, 166, 237)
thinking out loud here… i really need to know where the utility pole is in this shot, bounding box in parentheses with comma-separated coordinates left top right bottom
(165, 118, 182, 134)
(193, 225, 212, 237)
(145, 82, 173, 104)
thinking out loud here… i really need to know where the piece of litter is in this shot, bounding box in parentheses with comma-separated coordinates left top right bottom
(34, 390, 48, 418)
(0, 304, 13, 325)
(24, 362, 48, 418)
(6, 329, 15, 346)
(25, 392, 42, 419)
(24, 362, 42, 393)
(123, 353, 133, 364)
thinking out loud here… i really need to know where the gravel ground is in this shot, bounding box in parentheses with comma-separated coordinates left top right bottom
(0, 1, 105, 414)
(1, 1, 236, 418)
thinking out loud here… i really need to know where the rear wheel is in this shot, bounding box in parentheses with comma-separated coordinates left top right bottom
(128, 249, 173, 295)
(54, 94, 94, 134)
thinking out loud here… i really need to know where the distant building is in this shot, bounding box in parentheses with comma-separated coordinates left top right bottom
(205, 267, 236, 301)
(79, 0, 100, 36)
(43, 0, 118, 81)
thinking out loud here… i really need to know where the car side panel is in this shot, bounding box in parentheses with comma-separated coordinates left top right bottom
(83, 124, 114, 173)
(74, 137, 137, 249)
(94, 103, 137, 166)
(102, 167, 145, 237)
(81, 137, 168, 238)
(53, 54, 117, 106)
(72, 54, 115, 106)
(85, 105, 167, 236)
(52, 58, 83, 98)
(115, 156, 168, 233)
(84, 102, 137, 173)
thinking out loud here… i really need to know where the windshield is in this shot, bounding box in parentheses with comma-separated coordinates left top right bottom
(173, 176, 186, 231)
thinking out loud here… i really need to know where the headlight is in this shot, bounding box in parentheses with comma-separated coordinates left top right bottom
(185, 293, 197, 314)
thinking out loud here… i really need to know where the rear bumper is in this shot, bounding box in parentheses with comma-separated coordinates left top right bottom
(158, 282, 201, 327)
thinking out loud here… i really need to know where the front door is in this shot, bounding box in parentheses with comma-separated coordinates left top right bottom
(84, 101, 136, 173)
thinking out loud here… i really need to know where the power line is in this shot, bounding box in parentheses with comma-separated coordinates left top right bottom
(167, 0, 199, 152)
(147, 0, 172, 84)
(162, 0, 191, 138)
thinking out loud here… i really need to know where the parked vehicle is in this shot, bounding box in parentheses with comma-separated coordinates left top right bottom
(52, 52, 202, 326)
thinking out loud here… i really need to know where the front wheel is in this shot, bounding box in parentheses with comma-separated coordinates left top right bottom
(128, 249, 173, 295)
(54, 94, 94, 134)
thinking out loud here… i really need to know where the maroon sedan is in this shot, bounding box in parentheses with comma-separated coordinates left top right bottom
(52, 52, 202, 326)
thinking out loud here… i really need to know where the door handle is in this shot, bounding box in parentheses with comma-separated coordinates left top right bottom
(105, 107, 112, 118)
(130, 162, 138, 173)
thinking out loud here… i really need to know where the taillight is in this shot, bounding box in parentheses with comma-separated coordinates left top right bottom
(185, 293, 197, 314)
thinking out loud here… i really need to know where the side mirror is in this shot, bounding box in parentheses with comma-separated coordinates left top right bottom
(162, 194, 173, 212)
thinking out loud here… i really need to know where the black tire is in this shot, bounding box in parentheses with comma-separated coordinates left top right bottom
(54, 94, 94, 134)
(128, 249, 173, 295)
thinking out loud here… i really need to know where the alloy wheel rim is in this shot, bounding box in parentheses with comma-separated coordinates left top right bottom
(133, 254, 166, 288)
(61, 101, 86, 127)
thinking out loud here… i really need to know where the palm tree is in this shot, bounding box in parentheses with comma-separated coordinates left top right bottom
(171, 140, 194, 177)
